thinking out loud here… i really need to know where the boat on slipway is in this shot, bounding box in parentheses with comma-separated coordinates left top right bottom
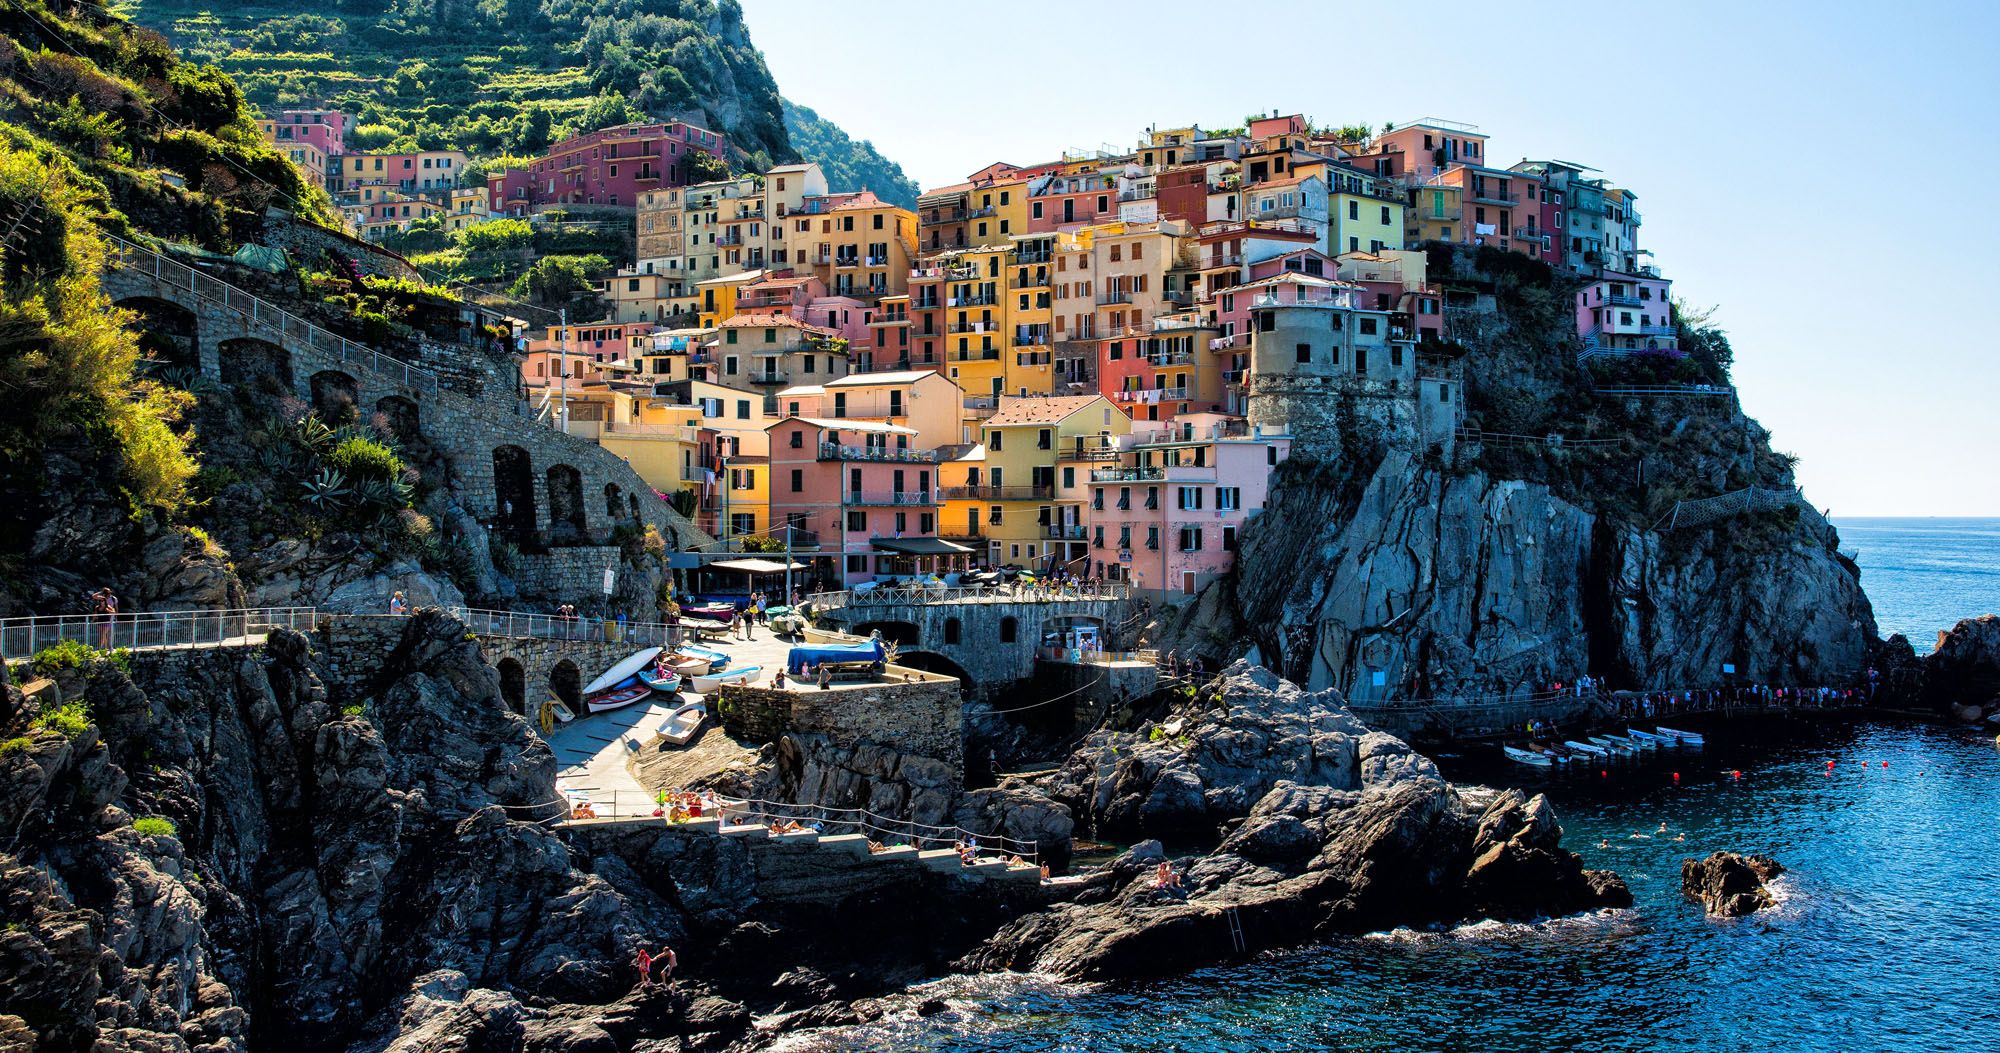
(581, 647, 664, 714)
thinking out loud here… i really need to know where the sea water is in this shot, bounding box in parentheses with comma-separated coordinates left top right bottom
(787, 723, 2000, 1053)
(1836, 517, 2000, 651)
(774, 519, 2000, 1052)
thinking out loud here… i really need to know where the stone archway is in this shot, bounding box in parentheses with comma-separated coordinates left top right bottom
(497, 657, 527, 715)
(492, 445, 538, 544)
(853, 620, 919, 645)
(604, 482, 624, 520)
(310, 369, 361, 424)
(218, 337, 292, 394)
(550, 659, 582, 709)
(895, 649, 971, 684)
(115, 295, 200, 372)
(375, 395, 421, 444)
(545, 463, 587, 543)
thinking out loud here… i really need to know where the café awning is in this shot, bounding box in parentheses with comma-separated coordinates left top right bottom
(870, 537, 976, 556)
(709, 558, 806, 574)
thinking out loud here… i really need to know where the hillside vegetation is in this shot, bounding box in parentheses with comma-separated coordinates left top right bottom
(127, 0, 920, 202)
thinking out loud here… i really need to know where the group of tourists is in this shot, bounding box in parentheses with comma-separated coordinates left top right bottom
(1159, 650, 1207, 682)
(546, 603, 639, 643)
(89, 587, 120, 648)
(654, 789, 721, 822)
(1610, 682, 1873, 720)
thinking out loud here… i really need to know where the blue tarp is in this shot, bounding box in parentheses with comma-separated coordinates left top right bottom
(786, 639, 885, 674)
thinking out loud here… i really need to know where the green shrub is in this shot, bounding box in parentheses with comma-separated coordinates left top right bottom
(132, 816, 177, 838)
(30, 639, 99, 676)
(0, 737, 33, 757)
(30, 700, 91, 740)
(324, 436, 403, 485)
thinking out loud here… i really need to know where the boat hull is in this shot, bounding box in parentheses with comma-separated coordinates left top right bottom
(584, 684, 652, 713)
(691, 667, 760, 693)
(583, 647, 664, 696)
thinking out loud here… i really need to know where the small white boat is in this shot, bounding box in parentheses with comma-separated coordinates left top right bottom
(1625, 729, 1667, 748)
(666, 654, 712, 678)
(1589, 735, 1635, 755)
(1652, 726, 1705, 746)
(1564, 739, 1608, 757)
(584, 683, 652, 714)
(660, 702, 706, 746)
(1503, 745, 1553, 767)
(691, 666, 761, 692)
(584, 646, 664, 696)
(678, 644, 731, 670)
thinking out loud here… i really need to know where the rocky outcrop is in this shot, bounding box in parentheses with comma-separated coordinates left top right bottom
(965, 778, 1628, 982)
(1923, 615, 2000, 717)
(1050, 662, 1438, 841)
(1681, 851, 1784, 917)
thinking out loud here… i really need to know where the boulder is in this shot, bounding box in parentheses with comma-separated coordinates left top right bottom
(1924, 615, 2000, 711)
(1681, 851, 1784, 917)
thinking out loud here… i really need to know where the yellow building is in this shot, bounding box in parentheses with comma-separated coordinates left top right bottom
(955, 394, 1130, 568)
(1324, 163, 1406, 255)
(795, 191, 916, 301)
(1406, 183, 1463, 245)
(966, 174, 1030, 246)
(695, 269, 767, 329)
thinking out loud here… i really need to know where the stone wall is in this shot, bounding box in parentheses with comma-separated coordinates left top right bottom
(508, 547, 624, 599)
(819, 597, 1132, 697)
(260, 210, 420, 280)
(309, 612, 648, 714)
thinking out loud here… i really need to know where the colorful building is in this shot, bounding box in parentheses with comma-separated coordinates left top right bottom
(956, 395, 1130, 570)
(768, 418, 952, 584)
(793, 191, 916, 301)
(486, 121, 728, 213)
(258, 109, 347, 157)
(333, 150, 467, 194)
(1086, 413, 1291, 599)
(1576, 271, 1676, 357)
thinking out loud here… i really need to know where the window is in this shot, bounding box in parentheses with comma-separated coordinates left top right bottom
(1348, 200, 1359, 220)
(1380, 205, 1391, 224)
(1145, 525, 1160, 550)
(789, 430, 803, 448)
(1223, 526, 1238, 552)
(1178, 486, 1203, 510)
(1217, 487, 1241, 511)
(989, 505, 1003, 525)
(999, 616, 1018, 643)
(730, 468, 755, 490)
(944, 618, 961, 645)
(789, 469, 803, 492)
(1354, 347, 1369, 374)
(1296, 342, 1312, 364)
(846, 510, 866, 531)
(1037, 428, 1052, 450)
(989, 430, 1003, 451)
(1179, 526, 1204, 551)
(736, 399, 751, 419)
(1359, 317, 1378, 336)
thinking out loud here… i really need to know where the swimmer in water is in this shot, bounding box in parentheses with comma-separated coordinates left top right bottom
(1598, 839, 1610, 849)
(1657, 821, 1669, 834)
(1673, 833, 1687, 842)
(1629, 832, 1652, 840)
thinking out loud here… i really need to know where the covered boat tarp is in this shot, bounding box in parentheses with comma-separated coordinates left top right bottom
(710, 558, 806, 573)
(787, 639, 886, 674)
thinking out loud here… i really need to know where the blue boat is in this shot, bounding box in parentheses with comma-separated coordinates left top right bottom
(678, 644, 731, 671)
(786, 639, 886, 674)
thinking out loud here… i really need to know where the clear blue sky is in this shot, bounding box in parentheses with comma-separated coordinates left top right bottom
(743, 0, 1999, 516)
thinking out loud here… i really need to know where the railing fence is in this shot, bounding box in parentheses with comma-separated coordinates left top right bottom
(0, 607, 320, 659)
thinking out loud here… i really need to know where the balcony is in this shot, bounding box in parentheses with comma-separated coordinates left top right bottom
(963, 395, 999, 412)
(1091, 466, 1165, 482)
(833, 256, 861, 269)
(1097, 290, 1134, 306)
(1060, 441, 1121, 461)
(966, 205, 997, 219)
(943, 483, 1053, 500)
(1209, 334, 1247, 351)
(1606, 293, 1643, 307)
(716, 232, 744, 246)
(1015, 327, 1052, 346)
(818, 442, 938, 463)
(948, 320, 995, 334)
(949, 293, 996, 307)
(952, 348, 1000, 362)
(1203, 253, 1243, 269)
(865, 255, 889, 268)
(845, 490, 936, 507)
(736, 293, 793, 309)
(1011, 249, 1053, 265)
(1147, 351, 1197, 367)
(924, 207, 968, 223)
(1041, 523, 1089, 540)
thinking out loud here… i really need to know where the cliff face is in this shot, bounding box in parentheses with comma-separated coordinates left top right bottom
(1164, 248, 1876, 700)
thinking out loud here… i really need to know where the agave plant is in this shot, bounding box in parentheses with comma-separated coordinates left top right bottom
(300, 468, 349, 511)
(292, 414, 336, 453)
(258, 447, 299, 477)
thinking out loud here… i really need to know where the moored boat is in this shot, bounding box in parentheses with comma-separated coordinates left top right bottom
(583, 646, 664, 696)
(677, 645, 730, 671)
(584, 683, 652, 714)
(691, 666, 761, 692)
(1564, 739, 1609, 757)
(1503, 745, 1553, 767)
(1588, 735, 1636, 755)
(660, 702, 706, 746)
(1625, 729, 1668, 747)
(1652, 726, 1706, 746)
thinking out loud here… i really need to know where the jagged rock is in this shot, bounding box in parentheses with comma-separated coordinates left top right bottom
(1681, 851, 1784, 917)
(951, 786, 1075, 870)
(1051, 661, 1436, 840)
(965, 776, 1625, 982)
(1923, 615, 2000, 711)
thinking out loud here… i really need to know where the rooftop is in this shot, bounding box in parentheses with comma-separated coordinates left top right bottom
(784, 417, 919, 436)
(985, 394, 1111, 427)
(824, 370, 939, 387)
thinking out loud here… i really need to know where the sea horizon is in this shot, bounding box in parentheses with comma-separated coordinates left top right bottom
(1831, 516, 1999, 651)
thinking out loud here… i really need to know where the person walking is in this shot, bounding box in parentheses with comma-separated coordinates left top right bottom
(389, 591, 408, 617)
(91, 588, 119, 649)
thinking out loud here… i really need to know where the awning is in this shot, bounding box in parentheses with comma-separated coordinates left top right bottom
(709, 558, 806, 574)
(870, 537, 976, 556)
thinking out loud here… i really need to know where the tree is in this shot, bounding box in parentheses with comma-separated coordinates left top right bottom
(509, 254, 611, 320)
(575, 92, 643, 136)
(510, 105, 553, 154)
(683, 148, 729, 184)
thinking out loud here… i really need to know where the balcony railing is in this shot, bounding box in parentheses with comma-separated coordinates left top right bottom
(963, 395, 999, 411)
(1097, 290, 1133, 305)
(818, 442, 938, 463)
(949, 293, 996, 307)
(846, 490, 936, 507)
(1203, 253, 1243, 269)
(1147, 351, 1197, 367)
(1606, 293, 1644, 307)
(949, 320, 995, 333)
(953, 349, 1000, 362)
(1041, 523, 1089, 540)
(943, 484, 1054, 500)
(1091, 466, 1166, 482)
(1061, 441, 1121, 461)
(834, 256, 861, 268)
(1209, 334, 1246, 351)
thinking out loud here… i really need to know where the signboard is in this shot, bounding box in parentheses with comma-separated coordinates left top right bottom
(1721, 663, 1736, 674)
(602, 567, 616, 596)
(1372, 671, 1387, 687)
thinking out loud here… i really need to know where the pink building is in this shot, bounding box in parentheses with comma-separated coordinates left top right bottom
(1084, 413, 1291, 599)
(1576, 271, 1677, 356)
(768, 418, 958, 585)
(520, 321, 658, 389)
(488, 121, 729, 213)
(263, 109, 347, 156)
(1353, 120, 1490, 182)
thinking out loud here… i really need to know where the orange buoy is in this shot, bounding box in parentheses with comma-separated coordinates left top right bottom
(1672, 772, 1680, 782)
(1732, 770, 1741, 780)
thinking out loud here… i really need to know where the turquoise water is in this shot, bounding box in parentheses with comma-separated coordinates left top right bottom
(787, 721, 2000, 1052)
(1835, 517, 2000, 652)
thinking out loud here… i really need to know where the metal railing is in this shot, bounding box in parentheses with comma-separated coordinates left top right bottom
(808, 580, 1131, 608)
(449, 607, 683, 648)
(845, 490, 936, 507)
(941, 484, 1054, 501)
(1652, 487, 1805, 532)
(0, 607, 320, 658)
(1091, 466, 1166, 482)
(104, 235, 438, 394)
(818, 442, 938, 463)
(1038, 645, 1159, 666)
